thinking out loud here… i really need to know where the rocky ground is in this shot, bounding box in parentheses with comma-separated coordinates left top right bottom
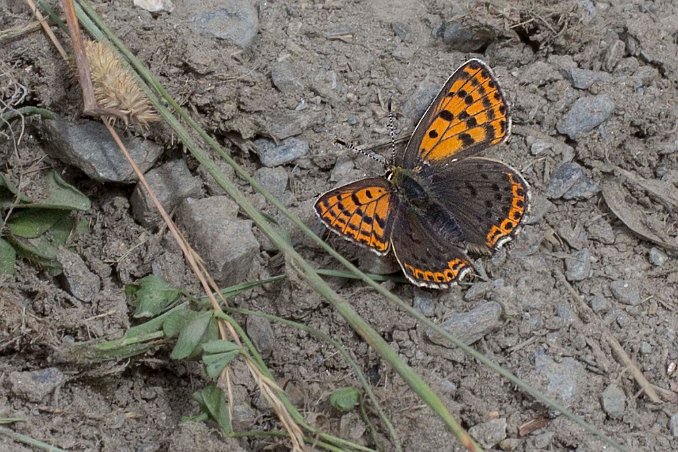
(1, 0, 677, 450)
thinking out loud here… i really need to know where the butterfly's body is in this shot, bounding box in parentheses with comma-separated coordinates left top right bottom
(315, 59, 530, 289)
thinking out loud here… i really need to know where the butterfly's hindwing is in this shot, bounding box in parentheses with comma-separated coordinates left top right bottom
(399, 59, 511, 168)
(390, 205, 473, 288)
(423, 157, 529, 253)
(314, 178, 397, 254)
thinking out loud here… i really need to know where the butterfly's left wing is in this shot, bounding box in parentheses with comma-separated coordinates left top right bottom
(390, 203, 474, 289)
(399, 59, 511, 169)
(314, 178, 398, 255)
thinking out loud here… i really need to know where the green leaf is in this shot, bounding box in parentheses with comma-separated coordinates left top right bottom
(329, 387, 361, 412)
(127, 275, 182, 318)
(124, 303, 189, 338)
(202, 340, 240, 354)
(202, 340, 241, 378)
(0, 238, 16, 274)
(42, 171, 91, 211)
(0, 173, 30, 208)
(7, 209, 69, 238)
(8, 235, 62, 274)
(170, 311, 212, 360)
(203, 350, 240, 378)
(192, 384, 231, 434)
(162, 305, 195, 338)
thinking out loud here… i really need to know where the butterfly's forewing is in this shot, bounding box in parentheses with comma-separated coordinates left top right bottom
(399, 59, 511, 169)
(390, 205, 473, 288)
(314, 178, 397, 255)
(423, 157, 529, 253)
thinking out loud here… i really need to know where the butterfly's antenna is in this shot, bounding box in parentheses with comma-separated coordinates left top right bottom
(387, 98, 396, 164)
(335, 139, 388, 167)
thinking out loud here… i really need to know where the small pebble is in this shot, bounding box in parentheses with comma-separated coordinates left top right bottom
(427, 302, 503, 346)
(530, 140, 552, 155)
(546, 162, 584, 199)
(556, 95, 615, 139)
(271, 61, 304, 93)
(440, 20, 496, 52)
(587, 220, 615, 244)
(246, 316, 275, 356)
(589, 295, 610, 313)
(609, 280, 641, 306)
(187, 0, 259, 48)
(253, 166, 289, 201)
(565, 249, 592, 281)
(413, 288, 435, 317)
(563, 68, 611, 89)
(9, 368, 65, 402)
(640, 341, 652, 354)
(254, 138, 309, 167)
(648, 247, 668, 267)
(669, 413, 678, 437)
(601, 384, 626, 419)
(57, 249, 101, 302)
(468, 418, 507, 449)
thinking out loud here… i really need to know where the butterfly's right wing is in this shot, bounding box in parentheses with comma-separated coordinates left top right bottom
(314, 178, 398, 255)
(399, 59, 511, 169)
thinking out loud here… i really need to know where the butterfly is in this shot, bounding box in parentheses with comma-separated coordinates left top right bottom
(314, 59, 530, 289)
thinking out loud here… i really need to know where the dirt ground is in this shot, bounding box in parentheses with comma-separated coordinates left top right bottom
(1, 0, 677, 450)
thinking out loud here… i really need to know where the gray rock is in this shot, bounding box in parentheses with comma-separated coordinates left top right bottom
(610, 280, 641, 306)
(556, 95, 615, 139)
(187, 0, 258, 48)
(649, 247, 668, 267)
(556, 303, 574, 327)
(563, 68, 611, 89)
(254, 138, 309, 167)
(41, 117, 163, 183)
(498, 438, 522, 451)
(9, 368, 65, 402)
(530, 431, 554, 449)
(565, 249, 592, 281)
(601, 384, 626, 419)
(330, 155, 355, 183)
(534, 352, 583, 406)
(558, 222, 588, 250)
(130, 159, 203, 227)
(523, 194, 554, 225)
(391, 22, 412, 41)
(589, 295, 610, 313)
(468, 418, 507, 449)
(587, 220, 615, 244)
(563, 173, 600, 200)
(603, 40, 626, 72)
(271, 61, 303, 93)
(640, 341, 652, 354)
(253, 166, 289, 201)
(246, 316, 275, 356)
(413, 288, 435, 317)
(530, 140, 552, 155)
(175, 196, 259, 286)
(546, 162, 584, 199)
(464, 279, 503, 302)
(440, 20, 496, 53)
(427, 302, 503, 346)
(670, 413, 678, 437)
(57, 249, 100, 302)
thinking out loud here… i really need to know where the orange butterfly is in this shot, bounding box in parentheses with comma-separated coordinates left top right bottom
(314, 59, 530, 288)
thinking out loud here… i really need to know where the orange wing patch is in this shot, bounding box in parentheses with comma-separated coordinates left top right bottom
(401, 257, 472, 289)
(314, 179, 395, 254)
(485, 173, 528, 249)
(419, 59, 510, 163)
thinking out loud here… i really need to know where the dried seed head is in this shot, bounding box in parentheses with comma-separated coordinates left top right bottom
(84, 41, 158, 127)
